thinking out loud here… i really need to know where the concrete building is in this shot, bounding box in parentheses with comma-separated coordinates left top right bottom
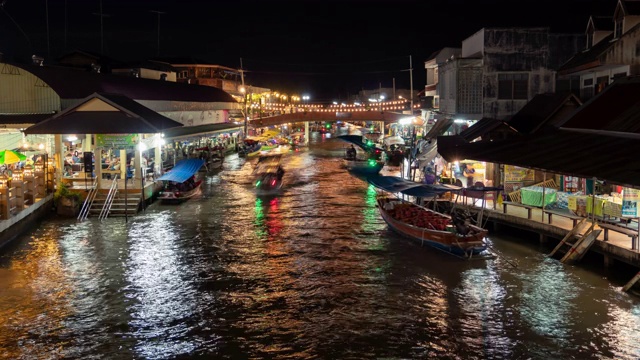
(557, 0, 640, 102)
(437, 28, 585, 128)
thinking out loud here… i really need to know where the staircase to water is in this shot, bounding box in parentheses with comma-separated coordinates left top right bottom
(88, 191, 141, 217)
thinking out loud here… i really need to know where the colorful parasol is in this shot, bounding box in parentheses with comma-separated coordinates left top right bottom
(0, 150, 27, 165)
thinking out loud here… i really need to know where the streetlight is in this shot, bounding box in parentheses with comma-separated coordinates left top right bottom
(303, 95, 310, 107)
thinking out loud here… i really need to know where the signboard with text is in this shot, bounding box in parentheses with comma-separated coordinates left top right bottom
(622, 188, 640, 218)
(504, 165, 535, 182)
(95, 134, 138, 150)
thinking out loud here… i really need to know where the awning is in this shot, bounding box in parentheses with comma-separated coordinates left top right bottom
(383, 135, 405, 146)
(156, 158, 205, 183)
(163, 122, 242, 140)
(25, 92, 183, 134)
(367, 175, 462, 198)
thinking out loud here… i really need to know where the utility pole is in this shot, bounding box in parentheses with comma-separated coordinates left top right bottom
(409, 55, 414, 114)
(45, 0, 50, 59)
(150, 10, 166, 56)
(240, 58, 247, 139)
(92, 0, 110, 54)
(64, 0, 68, 50)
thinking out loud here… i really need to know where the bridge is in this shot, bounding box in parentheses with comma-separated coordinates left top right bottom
(248, 111, 413, 128)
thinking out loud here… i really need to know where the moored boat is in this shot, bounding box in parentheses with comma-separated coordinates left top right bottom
(377, 197, 488, 257)
(156, 159, 205, 204)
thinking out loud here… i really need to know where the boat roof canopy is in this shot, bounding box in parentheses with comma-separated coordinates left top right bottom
(367, 175, 462, 197)
(156, 158, 205, 183)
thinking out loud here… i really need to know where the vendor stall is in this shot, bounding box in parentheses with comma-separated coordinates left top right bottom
(521, 185, 557, 207)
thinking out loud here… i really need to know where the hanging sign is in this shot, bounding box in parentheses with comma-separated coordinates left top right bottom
(622, 188, 640, 218)
(95, 134, 138, 150)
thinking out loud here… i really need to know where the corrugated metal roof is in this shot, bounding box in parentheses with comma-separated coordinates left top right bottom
(507, 93, 581, 134)
(438, 130, 640, 188)
(437, 76, 640, 187)
(25, 92, 183, 134)
(164, 122, 242, 140)
(11, 62, 238, 103)
(459, 117, 515, 142)
(558, 32, 614, 73)
(0, 114, 52, 125)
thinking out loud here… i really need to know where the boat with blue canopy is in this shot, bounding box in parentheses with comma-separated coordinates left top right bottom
(366, 174, 490, 259)
(156, 159, 205, 204)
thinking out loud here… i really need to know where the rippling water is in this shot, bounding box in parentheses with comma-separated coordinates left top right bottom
(1, 135, 639, 359)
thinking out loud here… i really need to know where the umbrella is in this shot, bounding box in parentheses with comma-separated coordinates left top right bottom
(0, 150, 27, 165)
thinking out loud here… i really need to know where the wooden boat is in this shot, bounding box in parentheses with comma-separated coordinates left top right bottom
(343, 158, 384, 174)
(158, 179, 203, 204)
(156, 159, 205, 204)
(377, 197, 488, 258)
(253, 155, 284, 195)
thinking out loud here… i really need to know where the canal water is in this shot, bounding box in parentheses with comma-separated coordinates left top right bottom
(1, 134, 639, 359)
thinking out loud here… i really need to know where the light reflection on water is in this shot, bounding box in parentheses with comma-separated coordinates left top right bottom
(0, 147, 639, 359)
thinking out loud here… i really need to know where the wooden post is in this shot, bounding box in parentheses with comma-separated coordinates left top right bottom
(541, 172, 546, 223)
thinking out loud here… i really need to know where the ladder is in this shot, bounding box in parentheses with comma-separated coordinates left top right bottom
(548, 219, 600, 264)
(77, 177, 98, 221)
(98, 174, 118, 221)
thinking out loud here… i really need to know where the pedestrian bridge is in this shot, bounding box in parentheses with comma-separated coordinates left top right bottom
(248, 111, 413, 128)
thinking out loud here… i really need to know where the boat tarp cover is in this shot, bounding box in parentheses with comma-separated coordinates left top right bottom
(367, 175, 462, 198)
(337, 135, 371, 150)
(156, 158, 205, 183)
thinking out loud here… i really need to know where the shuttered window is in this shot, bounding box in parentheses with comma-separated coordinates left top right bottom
(498, 73, 528, 100)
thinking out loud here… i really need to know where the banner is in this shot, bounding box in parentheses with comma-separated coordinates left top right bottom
(95, 134, 138, 150)
(622, 188, 640, 218)
(504, 165, 534, 182)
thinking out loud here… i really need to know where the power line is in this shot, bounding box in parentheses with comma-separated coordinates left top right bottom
(244, 68, 413, 76)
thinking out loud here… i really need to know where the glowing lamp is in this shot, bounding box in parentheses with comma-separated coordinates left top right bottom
(368, 159, 377, 167)
(0, 174, 9, 188)
(255, 180, 261, 187)
(23, 164, 34, 178)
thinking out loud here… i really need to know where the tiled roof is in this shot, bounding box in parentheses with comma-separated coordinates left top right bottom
(25, 92, 183, 134)
(458, 118, 515, 142)
(0, 114, 53, 125)
(12, 62, 238, 103)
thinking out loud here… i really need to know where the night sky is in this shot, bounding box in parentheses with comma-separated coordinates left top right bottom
(0, 0, 618, 101)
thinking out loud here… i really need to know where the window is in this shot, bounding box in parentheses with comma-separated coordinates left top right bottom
(498, 73, 528, 100)
(615, 19, 623, 38)
(583, 78, 593, 86)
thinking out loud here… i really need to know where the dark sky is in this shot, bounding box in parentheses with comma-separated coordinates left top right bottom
(0, 0, 617, 101)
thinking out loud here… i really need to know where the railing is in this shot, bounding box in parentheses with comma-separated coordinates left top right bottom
(99, 174, 118, 221)
(508, 178, 557, 203)
(77, 177, 98, 221)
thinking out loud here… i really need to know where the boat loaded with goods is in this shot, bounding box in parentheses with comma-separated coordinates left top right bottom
(367, 174, 492, 259)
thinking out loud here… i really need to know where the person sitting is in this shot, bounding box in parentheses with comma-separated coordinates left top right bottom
(346, 145, 357, 160)
(276, 166, 285, 180)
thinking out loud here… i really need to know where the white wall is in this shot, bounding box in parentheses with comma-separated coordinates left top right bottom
(462, 29, 485, 58)
(0, 63, 61, 114)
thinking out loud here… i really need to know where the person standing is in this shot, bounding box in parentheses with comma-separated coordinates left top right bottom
(463, 163, 475, 187)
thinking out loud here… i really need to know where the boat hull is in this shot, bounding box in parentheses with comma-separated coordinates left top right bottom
(343, 159, 384, 174)
(377, 198, 487, 257)
(158, 181, 202, 204)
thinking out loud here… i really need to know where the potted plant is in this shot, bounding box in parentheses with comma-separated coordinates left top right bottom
(54, 181, 82, 217)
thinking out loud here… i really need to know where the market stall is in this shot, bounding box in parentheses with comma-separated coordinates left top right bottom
(521, 185, 557, 207)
